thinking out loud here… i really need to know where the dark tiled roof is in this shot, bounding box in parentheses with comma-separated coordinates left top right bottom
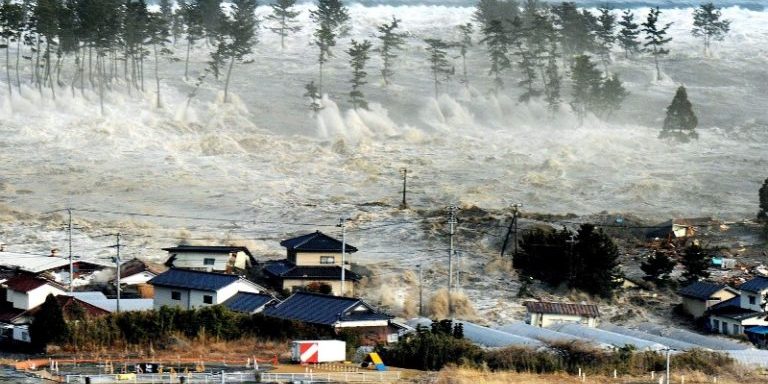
(120, 258, 167, 278)
(524, 301, 600, 317)
(740, 276, 768, 293)
(280, 231, 358, 253)
(162, 245, 253, 257)
(264, 260, 361, 281)
(709, 304, 764, 321)
(223, 292, 276, 313)
(5, 274, 62, 293)
(0, 308, 26, 322)
(263, 292, 390, 326)
(148, 269, 240, 291)
(678, 281, 733, 300)
(710, 296, 741, 311)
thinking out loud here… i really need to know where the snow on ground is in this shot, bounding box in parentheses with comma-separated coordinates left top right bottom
(0, 4, 766, 321)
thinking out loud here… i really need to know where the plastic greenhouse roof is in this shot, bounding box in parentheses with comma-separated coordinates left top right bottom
(635, 323, 752, 351)
(407, 318, 544, 349)
(547, 323, 667, 351)
(599, 323, 705, 351)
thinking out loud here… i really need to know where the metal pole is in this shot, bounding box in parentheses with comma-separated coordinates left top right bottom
(417, 264, 423, 317)
(68, 208, 73, 292)
(666, 348, 671, 384)
(447, 205, 457, 318)
(339, 218, 346, 296)
(115, 233, 121, 313)
(511, 204, 522, 256)
(400, 168, 407, 209)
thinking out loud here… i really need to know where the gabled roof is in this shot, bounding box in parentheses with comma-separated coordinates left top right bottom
(264, 260, 361, 281)
(710, 296, 741, 311)
(223, 292, 276, 314)
(524, 301, 600, 317)
(263, 292, 390, 326)
(280, 231, 358, 253)
(148, 269, 241, 291)
(52, 296, 111, 318)
(740, 276, 768, 293)
(5, 274, 65, 293)
(0, 252, 69, 273)
(709, 303, 764, 321)
(162, 245, 253, 257)
(0, 308, 27, 323)
(119, 258, 167, 279)
(678, 281, 736, 300)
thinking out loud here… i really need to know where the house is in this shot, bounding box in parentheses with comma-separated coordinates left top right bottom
(0, 251, 70, 274)
(263, 291, 397, 344)
(162, 245, 255, 273)
(148, 269, 267, 310)
(646, 217, 717, 243)
(264, 231, 361, 296)
(4, 274, 66, 310)
(678, 281, 739, 318)
(708, 296, 768, 335)
(524, 301, 600, 328)
(737, 276, 768, 312)
(119, 258, 167, 286)
(222, 292, 278, 314)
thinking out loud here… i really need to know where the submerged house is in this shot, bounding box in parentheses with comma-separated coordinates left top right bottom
(163, 245, 255, 273)
(264, 231, 361, 296)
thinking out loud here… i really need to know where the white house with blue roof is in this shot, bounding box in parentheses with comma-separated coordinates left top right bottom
(705, 276, 768, 336)
(149, 269, 267, 310)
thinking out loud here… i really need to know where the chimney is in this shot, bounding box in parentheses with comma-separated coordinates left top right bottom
(50, 248, 59, 257)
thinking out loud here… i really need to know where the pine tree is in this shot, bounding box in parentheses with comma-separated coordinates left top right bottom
(146, 11, 172, 108)
(304, 80, 322, 114)
(310, 0, 349, 95)
(172, 0, 186, 45)
(376, 16, 407, 86)
(617, 9, 641, 59)
(29, 294, 69, 349)
(593, 73, 628, 118)
(455, 23, 473, 88)
(33, 0, 60, 98)
(641, 251, 676, 284)
(660, 86, 698, 141)
(159, 0, 174, 28)
(181, 1, 204, 81)
(571, 224, 621, 298)
(221, 0, 258, 103)
(642, 7, 672, 81)
(758, 178, 768, 222)
(346, 39, 371, 110)
(480, 19, 510, 93)
(569, 54, 600, 124)
(692, 2, 730, 57)
(424, 38, 453, 99)
(594, 7, 616, 70)
(199, 0, 225, 44)
(543, 40, 561, 114)
(681, 244, 710, 283)
(123, 0, 150, 92)
(0, 1, 24, 97)
(474, 0, 519, 32)
(265, 0, 301, 50)
(552, 2, 595, 59)
(509, 17, 538, 103)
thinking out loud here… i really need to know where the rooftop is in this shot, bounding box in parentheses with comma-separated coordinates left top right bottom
(263, 291, 390, 326)
(740, 276, 768, 293)
(223, 292, 276, 314)
(280, 231, 358, 253)
(678, 281, 735, 300)
(119, 258, 168, 279)
(5, 274, 64, 293)
(162, 245, 253, 257)
(148, 268, 241, 291)
(524, 301, 600, 317)
(0, 252, 69, 273)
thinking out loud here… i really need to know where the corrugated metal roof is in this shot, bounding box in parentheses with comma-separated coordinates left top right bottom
(740, 276, 768, 293)
(148, 269, 240, 291)
(280, 231, 358, 253)
(678, 281, 733, 300)
(0, 252, 70, 273)
(524, 301, 599, 317)
(83, 299, 154, 313)
(223, 292, 276, 313)
(263, 292, 389, 326)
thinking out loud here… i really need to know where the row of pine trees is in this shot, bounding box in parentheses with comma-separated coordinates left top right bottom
(0, 0, 731, 127)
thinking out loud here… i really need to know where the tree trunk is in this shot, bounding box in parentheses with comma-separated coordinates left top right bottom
(15, 36, 21, 91)
(98, 52, 105, 115)
(433, 68, 438, 99)
(185, 39, 191, 81)
(154, 43, 161, 108)
(46, 42, 55, 100)
(35, 36, 42, 95)
(88, 46, 93, 86)
(6, 38, 11, 98)
(223, 55, 235, 103)
(139, 54, 144, 92)
(71, 53, 79, 98)
(318, 61, 324, 97)
(462, 53, 468, 88)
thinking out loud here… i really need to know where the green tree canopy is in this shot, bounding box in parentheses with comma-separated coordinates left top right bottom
(29, 294, 69, 349)
(692, 2, 730, 56)
(640, 251, 676, 284)
(661, 86, 698, 141)
(681, 244, 711, 283)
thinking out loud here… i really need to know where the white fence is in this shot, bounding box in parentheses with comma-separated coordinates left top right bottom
(259, 371, 402, 383)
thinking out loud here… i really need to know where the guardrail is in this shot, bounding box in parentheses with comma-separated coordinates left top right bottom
(64, 372, 256, 383)
(259, 371, 402, 383)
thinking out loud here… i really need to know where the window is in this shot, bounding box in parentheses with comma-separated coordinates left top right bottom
(749, 295, 756, 305)
(320, 256, 335, 264)
(203, 295, 213, 304)
(721, 321, 728, 334)
(733, 324, 740, 334)
(712, 319, 719, 330)
(203, 258, 215, 266)
(171, 291, 181, 300)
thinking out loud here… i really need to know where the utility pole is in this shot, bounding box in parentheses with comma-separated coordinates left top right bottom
(447, 204, 458, 318)
(567, 233, 576, 285)
(455, 251, 461, 292)
(665, 348, 671, 384)
(67, 208, 73, 292)
(115, 233, 121, 313)
(511, 204, 522, 256)
(338, 218, 347, 296)
(500, 203, 523, 258)
(399, 168, 408, 209)
(417, 264, 423, 317)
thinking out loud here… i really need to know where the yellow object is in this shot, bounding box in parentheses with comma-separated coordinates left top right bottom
(369, 353, 384, 365)
(116, 373, 136, 380)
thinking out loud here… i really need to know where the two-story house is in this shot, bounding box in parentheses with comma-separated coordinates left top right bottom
(149, 268, 268, 310)
(707, 276, 768, 335)
(678, 281, 739, 318)
(263, 231, 361, 296)
(162, 245, 255, 273)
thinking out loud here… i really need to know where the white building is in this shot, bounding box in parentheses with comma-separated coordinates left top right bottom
(119, 258, 167, 286)
(708, 276, 768, 335)
(149, 269, 267, 310)
(5, 274, 66, 310)
(525, 301, 600, 328)
(162, 245, 255, 273)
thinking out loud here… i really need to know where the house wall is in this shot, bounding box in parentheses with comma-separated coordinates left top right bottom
(740, 290, 767, 312)
(7, 284, 66, 310)
(528, 313, 597, 328)
(121, 271, 156, 286)
(153, 286, 191, 310)
(282, 279, 354, 296)
(167, 252, 249, 272)
(682, 288, 738, 318)
(709, 316, 768, 336)
(293, 252, 345, 267)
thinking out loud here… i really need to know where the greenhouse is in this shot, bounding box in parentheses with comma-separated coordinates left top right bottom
(598, 323, 704, 351)
(407, 318, 544, 348)
(635, 324, 752, 351)
(547, 323, 667, 351)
